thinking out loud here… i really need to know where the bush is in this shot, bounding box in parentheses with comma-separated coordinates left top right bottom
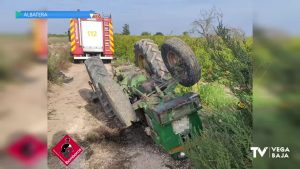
(199, 83, 238, 111)
(141, 32, 151, 36)
(175, 82, 238, 112)
(48, 45, 71, 84)
(155, 32, 164, 36)
(184, 112, 252, 169)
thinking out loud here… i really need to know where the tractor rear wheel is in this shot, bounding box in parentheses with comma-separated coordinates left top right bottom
(134, 39, 170, 80)
(161, 38, 201, 87)
(85, 58, 137, 128)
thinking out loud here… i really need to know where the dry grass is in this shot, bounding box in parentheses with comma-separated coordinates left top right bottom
(48, 37, 71, 84)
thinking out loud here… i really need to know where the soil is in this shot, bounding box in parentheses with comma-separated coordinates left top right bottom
(47, 63, 192, 169)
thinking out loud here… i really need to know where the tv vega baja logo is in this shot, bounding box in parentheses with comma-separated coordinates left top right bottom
(250, 147, 290, 158)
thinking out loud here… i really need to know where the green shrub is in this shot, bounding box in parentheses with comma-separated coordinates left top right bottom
(199, 83, 238, 111)
(184, 112, 252, 169)
(175, 82, 238, 112)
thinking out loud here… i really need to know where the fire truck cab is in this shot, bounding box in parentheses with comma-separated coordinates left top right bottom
(68, 13, 114, 62)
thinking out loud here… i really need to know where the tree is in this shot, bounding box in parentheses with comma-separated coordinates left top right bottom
(185, 7, 253, 169)
(155, 32, 164, 36)
(192, 7, 222, 41)
(141, 32, 151, 36)
(193, 8, 252, 109)
(122, 24, 130, 35)
(182, 31, 189, 36)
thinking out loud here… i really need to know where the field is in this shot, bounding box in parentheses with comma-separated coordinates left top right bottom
(48, 32, 253, 168)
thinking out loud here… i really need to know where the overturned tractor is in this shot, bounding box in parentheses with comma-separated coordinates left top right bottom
(85, 38, 202, 159)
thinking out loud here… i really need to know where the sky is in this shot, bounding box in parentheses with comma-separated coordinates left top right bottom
(0, 0, 254, 36)
(254, 0, 300, 35)
(0, 0, 253, 35)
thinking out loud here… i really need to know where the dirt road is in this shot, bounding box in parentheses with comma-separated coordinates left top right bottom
(47, 63, 191, 169)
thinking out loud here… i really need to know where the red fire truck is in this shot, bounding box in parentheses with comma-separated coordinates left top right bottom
(68, 13, 114, 63)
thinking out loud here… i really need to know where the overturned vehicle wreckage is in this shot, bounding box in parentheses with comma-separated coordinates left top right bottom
(85, 38, 202, 159)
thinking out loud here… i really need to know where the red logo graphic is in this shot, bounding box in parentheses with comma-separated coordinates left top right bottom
(52, 135, 83, 166)
(6, 135, 47, 166)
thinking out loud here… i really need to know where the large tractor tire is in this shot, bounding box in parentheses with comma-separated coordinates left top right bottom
(161, 38, 201, 87)
(134, 39, 170, 80)
(85, 57, 137, 128)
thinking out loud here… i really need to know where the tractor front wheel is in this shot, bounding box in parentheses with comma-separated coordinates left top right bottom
(161, 38, 201, 87)
(134, 39, 170, 80)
